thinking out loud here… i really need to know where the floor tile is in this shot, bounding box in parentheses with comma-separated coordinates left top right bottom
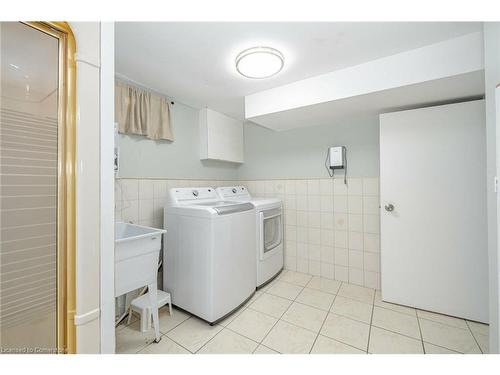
(276, 269, 289, 279)
(296, 287, 335, 311)
(260, 277, 281, 292)
(424, 342, 460, 354)
(267, 281, 303, 300)
(262, 320, 317, 354)
(417, 309, 468, 329)
(306, 276, 342, 295)
(217, 304, 247, 327)
(466, 320, 489, 336)
(337, 283, 375, 304)
(372, 306, 421, 339)
(281, 302, 328, 332)
(166, 317, 223, 353)
(374, 290, 416, 316)
(116, 278, 490, 356)
(249, 292, 292, 318)
(368, 326, 423, 354)
(158, 307, 191, 334)
(138, 336, 190, 354)
(253, 344, 280, 354)
(320, 313, 370, 351)
(197, 329, 258, 354)
(474, 333, 489, 354)
(115, 321, 157, 353)
(279, 270, 313, 287)
(311, 335, 365, 354)
(116, 315, 138, 331)
(227, 308, 277, 342)
(330, 296, 373, 324)
(419, 318, 481, 354)
(244, 290, 264, 306)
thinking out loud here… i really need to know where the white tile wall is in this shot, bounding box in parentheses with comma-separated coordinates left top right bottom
(115, 177, 381, 290)
(115, 178, 239, 229)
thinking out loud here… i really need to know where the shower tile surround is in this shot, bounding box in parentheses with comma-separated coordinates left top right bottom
(115, 177, 381, 289)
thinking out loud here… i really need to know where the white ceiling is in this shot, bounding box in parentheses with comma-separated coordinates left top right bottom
(1, 22, 59, 102)
(115, 22, 483, 120)
(249, 71, 485, 131)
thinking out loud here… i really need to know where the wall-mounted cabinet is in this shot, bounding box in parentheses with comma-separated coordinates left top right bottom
(199, 108, 244, 163)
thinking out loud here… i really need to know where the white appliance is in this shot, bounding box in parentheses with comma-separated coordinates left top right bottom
(163, 187, 256, 324)
(216, 186, 283, 288)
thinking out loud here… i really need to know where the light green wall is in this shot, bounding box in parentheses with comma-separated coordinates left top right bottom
(117, 101, 240, 179)
(118, 100, 380, 180)
(237, 115, 380, 180)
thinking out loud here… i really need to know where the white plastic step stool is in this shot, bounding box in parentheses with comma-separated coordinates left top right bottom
(128, 289, 172, 332)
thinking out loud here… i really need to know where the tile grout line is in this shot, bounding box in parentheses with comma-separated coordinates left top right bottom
(416, 315, 471, 331)
(252, 343, 276, 354)
(245, 297, 330, 336)
(192, 323, 229, 354)
(465, 320, 484, 354)
(268, 288, 338, 312)
(415, 312, 426, 354)
(365, 288, 376, 353)
(369, 323, 430, 344)
(308, 281, 342, 354)
(420, 340, 463, 354)
(158, 334, 193, 354)
(146, 313, 195, 353)
(370, 305, 428, 343)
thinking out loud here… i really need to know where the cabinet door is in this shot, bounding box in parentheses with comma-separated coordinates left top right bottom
(201, 108, 244, 163)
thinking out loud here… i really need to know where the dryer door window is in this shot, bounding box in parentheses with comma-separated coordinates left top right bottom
(260, 207, 282, 259)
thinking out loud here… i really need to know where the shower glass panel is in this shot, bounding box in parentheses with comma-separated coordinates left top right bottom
(0, 22, 59, 353)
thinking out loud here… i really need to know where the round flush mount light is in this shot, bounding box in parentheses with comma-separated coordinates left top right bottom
(235, 46, 284, 79)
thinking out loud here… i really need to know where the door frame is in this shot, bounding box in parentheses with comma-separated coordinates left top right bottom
(22, 21, 77, 354)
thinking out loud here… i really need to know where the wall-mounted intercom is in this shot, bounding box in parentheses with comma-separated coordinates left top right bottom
(325, 146, 347, 184)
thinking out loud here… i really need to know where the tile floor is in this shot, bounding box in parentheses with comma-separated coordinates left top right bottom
(116, 271, 489, 354)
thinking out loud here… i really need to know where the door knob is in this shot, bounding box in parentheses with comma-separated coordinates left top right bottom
(384, 203, 394, 212)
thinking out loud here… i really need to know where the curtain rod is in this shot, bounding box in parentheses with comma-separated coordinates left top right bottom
(115, 75, 174, 105)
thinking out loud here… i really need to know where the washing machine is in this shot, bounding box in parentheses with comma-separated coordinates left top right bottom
(164, 187, 256, 324)
(216, 186, 283, 288)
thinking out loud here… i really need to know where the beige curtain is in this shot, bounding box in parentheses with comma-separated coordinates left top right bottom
(115, 80, 173, 141)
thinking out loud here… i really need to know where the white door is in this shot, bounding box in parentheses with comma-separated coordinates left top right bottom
(380, 100, 488, 323)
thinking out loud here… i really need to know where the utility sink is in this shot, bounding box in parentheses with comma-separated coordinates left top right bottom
(114, 222, 166, 297)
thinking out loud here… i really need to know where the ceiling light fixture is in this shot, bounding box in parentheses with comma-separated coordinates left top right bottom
(235, 46, 284, 79)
